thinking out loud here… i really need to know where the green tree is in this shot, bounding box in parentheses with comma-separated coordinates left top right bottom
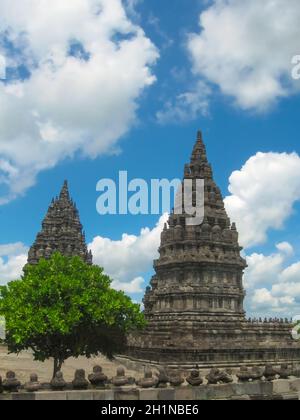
(0, 253, 145, 378)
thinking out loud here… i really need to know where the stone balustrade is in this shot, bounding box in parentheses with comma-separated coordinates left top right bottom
(1, 364, 300, 400)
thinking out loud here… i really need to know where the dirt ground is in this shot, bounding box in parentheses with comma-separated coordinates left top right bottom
(0, 345, 142, 383)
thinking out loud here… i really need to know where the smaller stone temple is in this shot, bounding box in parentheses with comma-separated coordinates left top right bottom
(27, 181, 92, 265)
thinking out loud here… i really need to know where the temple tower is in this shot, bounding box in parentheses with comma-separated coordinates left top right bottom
(27, 181, 92, 265)
(125, 132, 300, 367)
(144, 131, 247, 322)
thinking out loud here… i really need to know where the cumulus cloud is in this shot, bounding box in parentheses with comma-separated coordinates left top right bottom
(245, 242, 300, 316)
(0, 242, 28, 284)
(0, 0, 158, 203)
(187, 0, 300, 111)
(225, 152, 300, 249)
(89, 213, 168, 292)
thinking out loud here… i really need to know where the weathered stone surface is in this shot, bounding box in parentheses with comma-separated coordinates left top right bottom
(114, 387, 139, 401)
(174, 387, 196, 401)
(35, 391, 67, 400)
(125, 131, 300, 366)
(12, 392, 36, 401)
(273, 380, 291, 394)
(67, 390, 93, 400)
(231, 395, 251, 400)
(207, 384, 235, 400)
(157, 388, 175, 400)
(93, 390, 114, 401)
(139, 389, 159, 400)
(27, 180, 92, 265)
(290, 379, 300, 392)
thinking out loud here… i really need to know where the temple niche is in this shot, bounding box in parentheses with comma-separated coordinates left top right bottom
(124, 131, 300, 367)
(27, 181, 92, 266)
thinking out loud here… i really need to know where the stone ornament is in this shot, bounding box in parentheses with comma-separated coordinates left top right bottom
(277, 364, 292, 380)
(137, 369, 158, 389)
(156, 367, 169, 388)
(72, 369, 89, 390)
(25, 373, 41, 393)
(50, 371, 67, 391)
(186, 369, 203, 386)
(169, 370, 184, 387)
(88, 365, 107, 388)
(263, 365, 277, 382)
(2, 371, 21, 393)
(111, 367, 130, 387)
(205, 368, 233, 385)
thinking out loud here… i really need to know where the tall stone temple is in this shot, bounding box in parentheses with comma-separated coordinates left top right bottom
(27, 181, 93, 265)
(124, 132, 300, 367)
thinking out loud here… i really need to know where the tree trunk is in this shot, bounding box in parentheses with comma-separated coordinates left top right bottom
(53, 358, 64, 379)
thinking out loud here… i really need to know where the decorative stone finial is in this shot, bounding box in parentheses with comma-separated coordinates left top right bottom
(25, 373, 41, 393)
(137, 369, 158, 389)
(3, 371, 21, 393)
(88, 365, 107, 388)
(72, 369, 89, 390)
(50, 371, 67, 391)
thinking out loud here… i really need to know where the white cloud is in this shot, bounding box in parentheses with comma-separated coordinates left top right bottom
(0, 0, 158, 203)
(276, 241, 294, 256)
(112, 276, 144, 294)
(156, 81, 211, 124)
(224, 152, 300, 249)
(89, 213, 168, 291)
(0, 242, 28, 285)
(252, 288, 295, 312)
(187, 0, 300, 111)
(244, 250, 285, 289)
(245, 242, 300, 316)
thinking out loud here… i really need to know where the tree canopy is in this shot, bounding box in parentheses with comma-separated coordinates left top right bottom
(0, 253, 145, 376)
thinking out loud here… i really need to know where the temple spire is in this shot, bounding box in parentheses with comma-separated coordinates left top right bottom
(27, 180, 93, 266)
(59, 180, 70, 201)
(190, 130, 208, 164)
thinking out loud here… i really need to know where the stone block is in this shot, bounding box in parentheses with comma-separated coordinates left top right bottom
(93, 390, 114, 400)
(67, 391, 94, 400)
(207, 384, 235, 400)
(139, 389, 159, 400)
(193, 385, 209, 401)
(36, 391, 67, 400)
(231, 395, 251, 400)
(174, 387, 195, 401)
(232, 382, 263, 397)
(290, 379, 300, 392)
(157, 388, 175, 400)
(12, 392, 36, 401)
(273, 380, 290, 394)
(114, 387, 139, 400)
(0, 393, 13, 400)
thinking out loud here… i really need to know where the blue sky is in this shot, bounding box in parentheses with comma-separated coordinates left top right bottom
(0, 0, 300, 317)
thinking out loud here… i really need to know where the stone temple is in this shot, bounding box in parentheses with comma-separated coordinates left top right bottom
(124, 131, 300, 368)
(27, 181, 92, 265)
